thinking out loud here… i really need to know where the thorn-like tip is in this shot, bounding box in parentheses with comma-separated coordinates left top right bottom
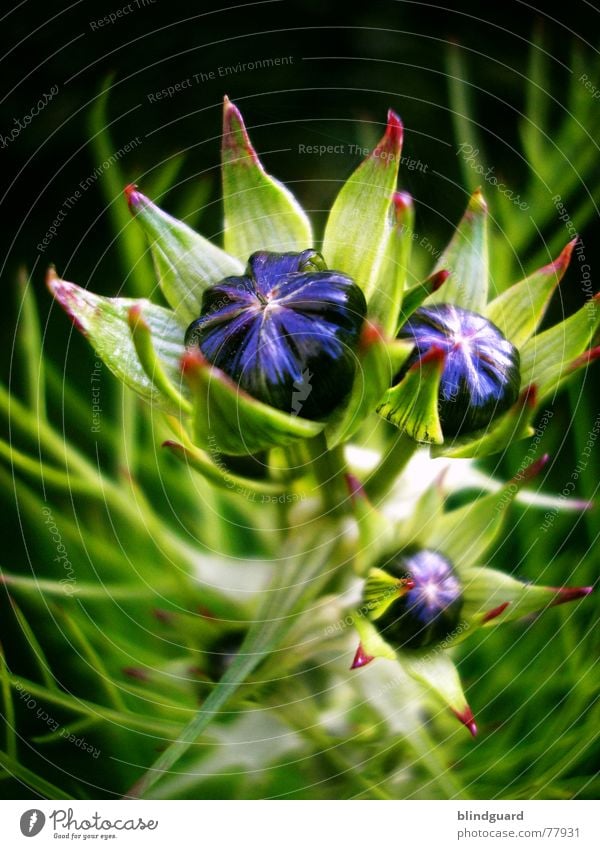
(550, 585, 594, 606)
(180, 349, 205, 376)
(124, 183, 142, 209)
(359, 320, 384, 352)
(345, 473, 366, 502)
(430, 269, 450, 292)
(453, 705, 478, 737)
(123, 666, 150, 682)
(350, 643, 375, 670)
(393, 190, 413, 214)
(482, 601, 510, 624)
(411, 344, 446, 371)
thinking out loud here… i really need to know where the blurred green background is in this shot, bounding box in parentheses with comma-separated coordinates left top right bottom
(0, 0, 598, 799)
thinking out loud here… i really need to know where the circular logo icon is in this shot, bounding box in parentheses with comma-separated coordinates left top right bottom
(19, 810, 46, 837)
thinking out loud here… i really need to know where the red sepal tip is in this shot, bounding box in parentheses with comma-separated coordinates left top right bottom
(452, 705, 478, 737)
(550, 585, 594, 607)
(481, 601, 510, 624)
(350, 643, 375, 670)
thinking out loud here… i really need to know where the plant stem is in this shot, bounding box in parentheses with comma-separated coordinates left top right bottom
(307, 433, 349, 517)
(364, 431, 417, 503)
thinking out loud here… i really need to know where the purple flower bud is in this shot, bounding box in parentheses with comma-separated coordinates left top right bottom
(397, 304, 520, 436)
(373, 550, 463, 649)
(185, 250, 366, 419)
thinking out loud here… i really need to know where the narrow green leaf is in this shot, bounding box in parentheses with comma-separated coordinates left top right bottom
(127, 186, 243, 323)
(323, 111, 403, 302)
(162, 439, 290, 496)
(447, 44, 483, 193)
(48, 271, 188, 414)
(184, 352, 322, 456)
(369, 191, 414, 334)
(7, 598, 57, 691)
(16, 268, 46, 418)
(0, 646, 17, 759)
(428, 189, 489, 312)
(485, 239, 577, 348)
(520, 294, 600, 400)
(376, 347, 445, 444)
(221, 97, 312, 260)
(10, 676, 183, 737)
(0, 749, 74, 800)
(57, 610, 127, 713)
(129, 533, 343, 798)
(88, 77, 154, 298)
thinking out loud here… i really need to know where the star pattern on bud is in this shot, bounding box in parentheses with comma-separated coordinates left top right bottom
(185, 250, 366, 420)
(397, 304, 521, 436)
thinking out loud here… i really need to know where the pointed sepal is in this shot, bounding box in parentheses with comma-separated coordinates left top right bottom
(323, 111, 403, 301)
(369, 191, 415, 334)
(485, 239, 577, 348)
(221, 97, 312, 260)
(520, 293, 600, 401)
(350, 643, 375, 669)
(427, 189, 489, 312)
(126, 185, 242, 323)
(452, 566, 594, 637)
(401, 650, 476, 736)
(182, 350, 323, 456)
(48, 270, 188, 414)
(376, 346, 446, 444)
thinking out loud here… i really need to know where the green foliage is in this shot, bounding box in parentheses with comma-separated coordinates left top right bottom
(1, 35, 599, 802)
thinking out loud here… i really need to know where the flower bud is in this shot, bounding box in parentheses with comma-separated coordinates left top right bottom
(397, 304, 520, 436)
(367, 550, 463, 649)
(185, 250, 367, 420)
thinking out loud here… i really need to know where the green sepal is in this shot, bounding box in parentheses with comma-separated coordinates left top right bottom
(376, 346, 445, 444)
(427, 189, 489, 312)
(126, 186, 242, 324)
(322, 111, 403, 300)
(401, 650, 472, 719)
(450, 567, 591, 641)
(431, 385, 537, 459)
(128, 305, 192, 415)
(221, 97, 312, 261)
(183, 352, 323, 456)
(324, 323, 396, 448)
(362, 567, 411, 620)
(48, 271, 188, 414)
(520, 293, 600, 400)
(399, 268, 450, 324)
(353, 616, 397, 662)
(369, 191, 414, 334)
(485, 239, 577, 348)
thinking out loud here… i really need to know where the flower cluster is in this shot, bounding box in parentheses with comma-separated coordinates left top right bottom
(48, 97, 597, 736)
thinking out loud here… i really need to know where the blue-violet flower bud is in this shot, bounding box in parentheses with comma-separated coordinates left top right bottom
(396, 304, 520, 436)
(374, 550, 463, 649)
(185, 250, 367, 419)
